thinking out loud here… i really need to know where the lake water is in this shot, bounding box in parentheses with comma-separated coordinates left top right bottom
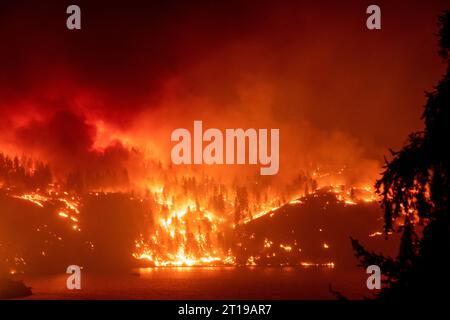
(15, 266, 375, 300)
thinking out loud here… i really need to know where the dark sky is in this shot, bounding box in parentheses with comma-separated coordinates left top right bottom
(0, 0, 448, 180)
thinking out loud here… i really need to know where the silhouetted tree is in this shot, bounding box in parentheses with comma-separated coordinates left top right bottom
(351, 11, 450, 300)
(0, 153, 52, 190)
(234, 186, 249, 224)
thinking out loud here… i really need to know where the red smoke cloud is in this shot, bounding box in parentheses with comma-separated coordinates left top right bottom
(13, 110, 129, 174)
(0, 0, 448, 185)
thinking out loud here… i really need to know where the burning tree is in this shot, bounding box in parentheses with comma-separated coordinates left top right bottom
(351, 11, 450, 300)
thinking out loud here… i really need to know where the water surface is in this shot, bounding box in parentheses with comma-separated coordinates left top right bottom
(16, 266, 375, 300)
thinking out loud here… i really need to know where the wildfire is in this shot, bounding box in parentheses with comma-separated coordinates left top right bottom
(131, 178, 378, 267)
(11, 191, 81, 232)
(129, 182, 233, 266)
(280, 244, 292, 252)
(2, 159, 379, 270)
(13, 193, 48, 207)
(58, 212, 69, 218)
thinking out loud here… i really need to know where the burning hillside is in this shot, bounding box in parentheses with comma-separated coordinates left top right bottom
(0, 150, 395, 275)
(1, 2, 443, 297)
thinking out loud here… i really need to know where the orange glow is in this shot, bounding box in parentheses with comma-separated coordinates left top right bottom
(58, 212, 69, 218)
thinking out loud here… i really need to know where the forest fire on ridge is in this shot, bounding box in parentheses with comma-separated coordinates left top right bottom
(0, 0, 434, 276)
(0, 150, 380, 272)
(126, 178, 377, 267)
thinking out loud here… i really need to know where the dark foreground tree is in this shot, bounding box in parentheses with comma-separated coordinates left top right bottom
(351, 11, 450, 300)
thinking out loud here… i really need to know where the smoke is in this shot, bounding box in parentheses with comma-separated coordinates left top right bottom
(0, 0, 448, 187)
(12, 109, 129, 178)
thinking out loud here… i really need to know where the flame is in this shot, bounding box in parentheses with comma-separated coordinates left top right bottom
(13, 193, 47, 207)
(11, 191, 81, 233)
(58, 212, 69, 218)
(131, 178, 377, 267)
(132, 192, 230, 266)
(279, 244, 292, 252)
(2, 160, 378, 269)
